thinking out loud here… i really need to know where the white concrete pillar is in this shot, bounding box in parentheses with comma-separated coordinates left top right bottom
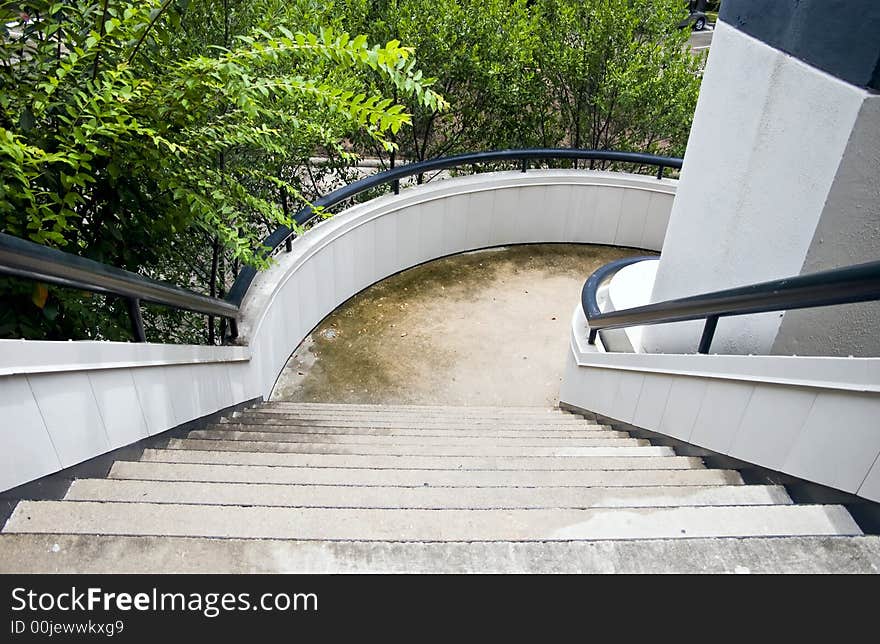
(642, 0, 880, 356)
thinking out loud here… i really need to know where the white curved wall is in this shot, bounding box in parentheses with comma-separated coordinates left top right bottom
(0, 170, 676, 492)
(238, 170, 676, 400)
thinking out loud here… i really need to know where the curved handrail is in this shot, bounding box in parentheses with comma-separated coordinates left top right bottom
(582, 258, 880, 354)
(0, 232, 239, 342)
(580, 256, 660, 320)
(227, 148, 682, 305)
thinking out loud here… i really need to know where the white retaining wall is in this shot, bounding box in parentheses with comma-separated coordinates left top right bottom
(0, 343, 255, 491)
(560, 304, 880, 502)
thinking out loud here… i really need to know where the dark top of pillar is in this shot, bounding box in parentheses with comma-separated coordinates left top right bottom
(720, 0, 880, 92)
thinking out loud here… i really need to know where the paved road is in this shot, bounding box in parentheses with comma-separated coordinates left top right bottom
(689, 24, 714, 53)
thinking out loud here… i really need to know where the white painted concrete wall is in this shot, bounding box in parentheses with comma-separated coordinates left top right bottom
(0, 342, 254, 491)
(771, 94, 880, 357)
(643, 22, 875, 356)
(0, 170, 676, 492)
(238, 170, 676, 401)
(561, 304, 880, 502)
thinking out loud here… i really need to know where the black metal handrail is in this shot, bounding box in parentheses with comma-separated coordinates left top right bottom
(226, 148, 682, 305)
(0, 232, 239, 342)
(582, 257, 880, 354)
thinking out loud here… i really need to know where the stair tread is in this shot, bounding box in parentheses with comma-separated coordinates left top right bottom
(248, 407, 583, 416)
(189, 429, 641, 447)
(110, 461, 743, 486)
(231, 416, 593, 428)
(208, 423, 628, 438)
(264, 403, 567, 412)
(168, 437, 669, 457)
(143, 448, 701, 470)
(5, 501, 861, 541)
(251, 407, 578, 415)
(227, 415, 602, 426)
(255, 414, 580, 425)
(3, 533, 877, 573)
(65, 479, 791, 508)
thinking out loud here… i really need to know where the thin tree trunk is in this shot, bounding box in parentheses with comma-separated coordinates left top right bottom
(208, 237, 219, 344)
(91, 0, 110, 80)
(389, 88, 398, 170)
(208, 0, 229, 346)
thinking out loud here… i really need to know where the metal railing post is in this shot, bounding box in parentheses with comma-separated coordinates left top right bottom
(698, 315, 719, 354)
(127, 297, 146, 343)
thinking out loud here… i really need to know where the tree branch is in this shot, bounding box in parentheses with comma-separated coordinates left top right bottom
(127, 0, 175, 66)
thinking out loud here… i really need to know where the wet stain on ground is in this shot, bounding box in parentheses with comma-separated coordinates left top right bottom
(272, 244, 651, 407)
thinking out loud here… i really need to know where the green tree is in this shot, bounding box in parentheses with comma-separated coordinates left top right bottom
(532, 0, 702, 162)
(341, 0, 700, 171)
(346, 0, 552, 168)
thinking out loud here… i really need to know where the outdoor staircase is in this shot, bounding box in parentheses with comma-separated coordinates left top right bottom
(1, 403, 878, 573)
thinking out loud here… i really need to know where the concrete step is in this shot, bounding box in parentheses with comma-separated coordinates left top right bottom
(168, 438, 673, 458)
(4, 501, 861, 541)
(244, 408, 588, 421)
(6, 534, 880, 574)
(230, 415, 594, 429)
(227, 411, 607, 430)
(2, 533, 878, 573)
(208, 422, 629, 438)
(263, 403, 570, 415)
(152, 447, 693, 469)
(189, 429, 641, 447)
(65, 478, 791, 509)
(253, 405, 579, 415)
(111, 461, 742, 487)
(2, 398, 869, 573)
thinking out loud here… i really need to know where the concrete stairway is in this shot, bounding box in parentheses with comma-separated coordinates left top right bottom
(1, 402, 879, 573)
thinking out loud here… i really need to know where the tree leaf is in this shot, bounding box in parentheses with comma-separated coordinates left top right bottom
(32, 283, 49, 309)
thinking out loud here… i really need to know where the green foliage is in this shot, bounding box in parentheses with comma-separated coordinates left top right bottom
(533, 0, 702, 159)
(344, 0, 552, 162)
(0, 0, 442, 340)
(344, 0, 701, 166)
(1, 0, 702, 343)
(1, 1, 442, 263)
